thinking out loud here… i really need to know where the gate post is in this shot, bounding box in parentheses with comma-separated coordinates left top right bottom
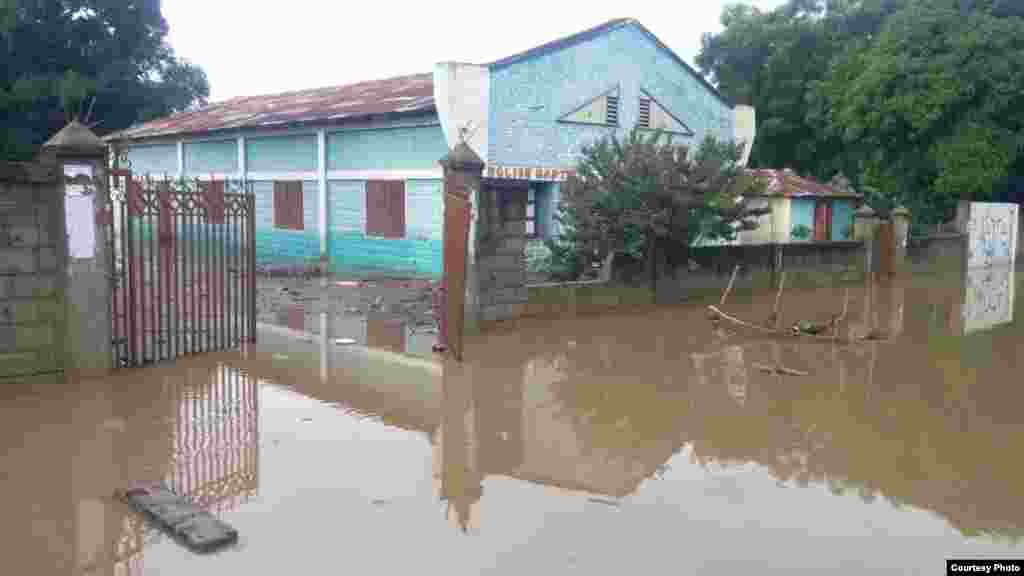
(40, 120, 113, 376)
(439, 143, 484, 361)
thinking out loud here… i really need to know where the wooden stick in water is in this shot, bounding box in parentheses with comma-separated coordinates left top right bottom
(772, 271, 787, 328)
(720, 265, 740, 307)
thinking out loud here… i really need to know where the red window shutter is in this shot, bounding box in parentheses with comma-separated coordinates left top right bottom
(366, 180, 405, 238)
(273, 181, 287, 229)
(389, 180, 406, 238)
(274, 180, 303, 230)
(207, 180, 225, 224)
(290, 181, 304, 231)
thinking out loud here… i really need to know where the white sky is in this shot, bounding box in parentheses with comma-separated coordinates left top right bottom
(164, 0, 786, 103)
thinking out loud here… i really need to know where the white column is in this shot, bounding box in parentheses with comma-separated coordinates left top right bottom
(176, 140, 185, 179)
(237, 135, 246, 181)
(317, 129, 328, 257)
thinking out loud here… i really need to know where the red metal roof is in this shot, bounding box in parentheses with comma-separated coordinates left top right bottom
(107, 73, 435, 141)
(747, 169, 862, 199)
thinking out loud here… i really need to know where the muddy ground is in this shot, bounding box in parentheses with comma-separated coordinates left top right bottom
(256, 275, 439, 335)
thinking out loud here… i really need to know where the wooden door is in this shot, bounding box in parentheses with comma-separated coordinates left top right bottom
(814, 200, 832, 241)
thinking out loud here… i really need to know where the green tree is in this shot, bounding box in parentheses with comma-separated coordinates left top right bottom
(0, 0, 209, 160)
(818, 0, 1024, 228)
(548, 129, 767, 290)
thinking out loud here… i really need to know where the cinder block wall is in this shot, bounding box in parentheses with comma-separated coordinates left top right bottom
(0, 168, 64, 378)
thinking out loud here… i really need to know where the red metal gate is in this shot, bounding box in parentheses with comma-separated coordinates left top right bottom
(105, 169, 256, 367)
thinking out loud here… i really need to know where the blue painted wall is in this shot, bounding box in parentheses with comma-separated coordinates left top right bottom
(184, 139, 237, 175)
(488, 22, 735, 167)
(326, 125, 447, 171)
(831, 200, 854, 241)
(791, 198, 815, 240)
(253, 180, 320, 268)
(246, 134, 317, 172)
(327, 179, 443, 278)
(125, 144, 177, 176)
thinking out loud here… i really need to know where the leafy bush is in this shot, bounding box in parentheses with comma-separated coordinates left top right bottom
(791, 224, 812, 240)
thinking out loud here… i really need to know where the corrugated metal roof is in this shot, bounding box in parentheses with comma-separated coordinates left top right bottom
(106, 73, 435, 141)
(110, 17, 733, 142)
(747, 169, 862, 199)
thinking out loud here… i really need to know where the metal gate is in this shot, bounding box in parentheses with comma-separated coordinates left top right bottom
(105, 169, 256, 367)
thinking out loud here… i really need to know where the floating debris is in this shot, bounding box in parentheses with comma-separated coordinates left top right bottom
(334, 338, 357, 345)
(587, 497, 621, 507)
(121, 482, 238, 554)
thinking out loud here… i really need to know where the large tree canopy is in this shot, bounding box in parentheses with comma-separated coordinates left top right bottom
(698, 0, 1024, 228)
(0, 0, 209, 160)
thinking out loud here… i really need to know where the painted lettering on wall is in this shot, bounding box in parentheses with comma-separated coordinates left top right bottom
(486, 165, 575, 181)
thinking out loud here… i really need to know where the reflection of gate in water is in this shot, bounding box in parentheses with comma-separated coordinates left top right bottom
(105, 170, 257, 368)
(107, 364, 259, 575)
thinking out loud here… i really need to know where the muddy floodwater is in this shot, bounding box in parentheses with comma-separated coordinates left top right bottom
(3, 267, 1024, 575)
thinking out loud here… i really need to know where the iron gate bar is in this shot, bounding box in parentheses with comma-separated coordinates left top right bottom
(108, 173, 256, 368)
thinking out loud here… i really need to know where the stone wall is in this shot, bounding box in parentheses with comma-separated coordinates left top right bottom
(0, 162, 64, 378)
(475, 185, 529, 324)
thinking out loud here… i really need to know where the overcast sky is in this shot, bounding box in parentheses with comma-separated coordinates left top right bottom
(164, 0, 786, 103)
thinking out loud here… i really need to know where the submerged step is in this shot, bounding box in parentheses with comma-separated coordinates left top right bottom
(121, 482, 238, 554)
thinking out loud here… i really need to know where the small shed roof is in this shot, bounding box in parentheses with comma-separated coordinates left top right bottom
(746, 169, 862, 199)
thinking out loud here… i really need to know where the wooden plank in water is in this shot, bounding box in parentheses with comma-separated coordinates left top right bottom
(121, 482, 238, 554)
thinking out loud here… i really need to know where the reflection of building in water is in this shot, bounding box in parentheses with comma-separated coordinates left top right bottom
(83, 362, 259, 575)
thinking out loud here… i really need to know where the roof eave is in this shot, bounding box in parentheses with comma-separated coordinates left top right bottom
(107, 106, 440, 144)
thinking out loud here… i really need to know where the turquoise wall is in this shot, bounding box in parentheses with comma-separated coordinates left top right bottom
(488, 22, 735, 167)
(831, 200, 854, 241)
(253, 180, 320, 267)
(326, 125, 447, 171)
(125, 144, 177, 176)
(326, 178, 443, 278)
(246, 134, 317, 172)
(184, 139, 237, 175)
(405, 179, 443, 241)
(791, 198, 815, 239)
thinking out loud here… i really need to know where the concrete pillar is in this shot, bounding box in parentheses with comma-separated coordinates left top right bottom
(41, 120, 113, 376)
(317, 129, 328, 265)
(891, 205, 911, 274)
(439, 143, 485, 357)
(854, 204, 882, 274)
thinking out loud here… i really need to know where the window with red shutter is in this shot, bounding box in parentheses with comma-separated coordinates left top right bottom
(366, 180, 406, 238)
(273, 180, 304, 230)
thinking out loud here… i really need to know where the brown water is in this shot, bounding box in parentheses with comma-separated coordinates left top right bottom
(3, 267, 1023, 575)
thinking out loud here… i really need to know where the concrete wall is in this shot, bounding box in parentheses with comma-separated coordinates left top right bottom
(252, 180, 320, 271)
(790, 198, 815, 239)
(326, 125, 447, 171)
(124, 143, 177, 176)
(184, 139, 237, 176)
(832, 199, 855, 241)
(327, 178, 443, 277)
(121, 120, 448, 278)
(0, 168, 64, 378)
(488, 22, 735, 167)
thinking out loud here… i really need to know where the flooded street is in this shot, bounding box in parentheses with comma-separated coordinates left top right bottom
(4, 267, 1024, 575)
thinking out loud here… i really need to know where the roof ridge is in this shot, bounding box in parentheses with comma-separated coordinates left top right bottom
(488, 18, 635, 69)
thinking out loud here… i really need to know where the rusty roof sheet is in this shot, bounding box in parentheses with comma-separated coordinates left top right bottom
(747, 169, 862, 199)
(107, 73, 435, 141)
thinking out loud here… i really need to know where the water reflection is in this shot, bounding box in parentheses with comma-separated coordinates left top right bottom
(0, 361, 259, 575)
